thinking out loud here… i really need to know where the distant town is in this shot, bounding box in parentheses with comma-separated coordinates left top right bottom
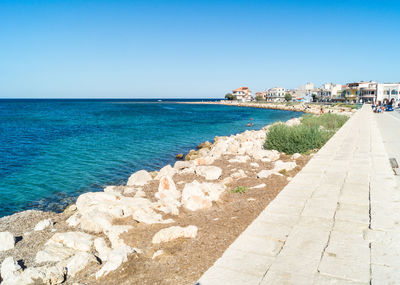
(227, 81, 400, 104)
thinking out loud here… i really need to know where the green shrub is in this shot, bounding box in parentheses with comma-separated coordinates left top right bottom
(301, 113, 348, 130)
(264, 124, 333, 154)
(231, 186, 247, 194)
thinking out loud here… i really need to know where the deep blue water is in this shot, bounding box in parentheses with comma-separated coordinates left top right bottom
(0, 99, 302, 217)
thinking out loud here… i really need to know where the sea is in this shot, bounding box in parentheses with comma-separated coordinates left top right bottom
(0, 99, 302, 218)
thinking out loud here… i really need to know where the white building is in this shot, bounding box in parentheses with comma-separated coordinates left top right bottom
(232, 87, 253, 102)
(376, 83, 400, 103)
(266, 87, 287, 102)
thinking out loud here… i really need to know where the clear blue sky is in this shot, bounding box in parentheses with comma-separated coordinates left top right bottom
(1, 0, 399, 98)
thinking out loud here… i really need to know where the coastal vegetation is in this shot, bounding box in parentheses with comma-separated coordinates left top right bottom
(264, 113, 349, 154)
(284, 93, 292, 102)
(231, 186, 247, 194)
(225, 93, 234, 100)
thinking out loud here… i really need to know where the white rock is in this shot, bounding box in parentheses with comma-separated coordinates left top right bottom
(257, 161, 297, 178)
(250, 162, 260, 168)
(1, 257, 22, 281)
(228, 155, 250, 163)
(64, 251, 98, 277)
(94, 237, 112, 262)
(35, 243, 76, 263)
(192, 156, 215, 166)
(1, 264, 65, 285)
(291, 153, 302, 160)
(127, 170, 152, 186)
(274, 160, 297, 172)
(154, 176, 181, 215)
(253, 149, 280, 161)
(174, 161, 192, 170)
(222, 176, 233, 186)
(34, 219, 52, 231)
(286, 117, 301, 127)
(179, 167, 195, 175)
(181, 181, 225, 211)
(96, 246, 135, 279)
(104, 185, 124, 194)
(48, 232, 93, 252)
(261, 158, 272, 163)
(231, 169, 246, 179)
(251, 183, 266, 189)
(195, 166, 222, 180)
(257, 170, 273, 179)
(79, 211, 113, 233)
(133, 190, 146, 198)
(66, 213, 81, 227)
(0, 232, 15, 252)
(76, 192, 171, 228)
(155, 165, 177, 179)
(152, 250, 164, 259)
(104, 225, 132, 249)
(123, 186, 141, 195)
(40, 264, 66, 285)
(152, 226, 198, 244)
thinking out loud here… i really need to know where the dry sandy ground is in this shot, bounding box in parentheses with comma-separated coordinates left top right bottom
(0, 153, 310, 285)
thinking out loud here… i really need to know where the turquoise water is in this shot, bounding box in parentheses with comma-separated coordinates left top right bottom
(0, 99, 302, 217)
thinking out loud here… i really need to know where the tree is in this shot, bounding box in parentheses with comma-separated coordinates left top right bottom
(225, 93, 234, 100)
(284, 93, 292, 102)
(255, 95, 264, 101)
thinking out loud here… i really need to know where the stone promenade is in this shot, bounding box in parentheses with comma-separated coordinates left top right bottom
(198, 105, 400, 284)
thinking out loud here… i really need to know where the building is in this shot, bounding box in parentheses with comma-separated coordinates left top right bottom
(318, 83, 343, 102)
(255, 91, 267, 100)
(376, 83, 400, 104)
(292, 82, 315, 102)
(266, 87, 287, 102)
(232, 87, 253, 102)
(343, 81, 375, 103)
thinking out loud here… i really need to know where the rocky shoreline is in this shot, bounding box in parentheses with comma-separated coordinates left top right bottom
(0, 113, 349, 285)
(178, 101, 356, 115)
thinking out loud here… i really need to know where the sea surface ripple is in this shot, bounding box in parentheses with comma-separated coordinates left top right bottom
(0, 99, 302, 217)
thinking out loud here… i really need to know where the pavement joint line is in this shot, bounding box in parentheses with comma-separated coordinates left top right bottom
(198, 106, 399, 285)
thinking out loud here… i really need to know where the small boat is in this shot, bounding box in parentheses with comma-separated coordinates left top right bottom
(158, 100, 162, 102)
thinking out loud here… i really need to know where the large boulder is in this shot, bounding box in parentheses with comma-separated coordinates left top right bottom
(181, 181, 225, 211)
(173, 161, 192, 170)
(1, 257, 22, 281)
(96, 246, 136, 279)
(94, 237, 112, 262)
(152, 225, 198, 244)
(35, 243, 76, 263)
(154, 176, 181, 215)
(64, 251, 98, 277)
(127, 170, 152, 186)
(0, 232, 15, 252)
(195, 166, 222, 180)
(155, 165, 177, 179)
(48, 232, 94, 252)
(1, 262, 66, 285)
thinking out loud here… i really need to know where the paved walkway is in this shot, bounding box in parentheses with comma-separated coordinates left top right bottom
(198, 105, 400, 285)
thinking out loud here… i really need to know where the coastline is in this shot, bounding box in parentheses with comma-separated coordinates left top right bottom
(0, 108, 353, 285)
(177, 100, 356, 115)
